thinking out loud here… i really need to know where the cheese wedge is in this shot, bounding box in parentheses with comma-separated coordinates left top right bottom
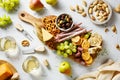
(0, 63, 13, 80)
(42, 28, 53, 42)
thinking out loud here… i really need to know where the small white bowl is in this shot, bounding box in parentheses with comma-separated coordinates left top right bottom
(56, 13, 73, 31)
(88, 0, 112, 25)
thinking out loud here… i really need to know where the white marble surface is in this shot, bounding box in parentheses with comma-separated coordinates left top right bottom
(0, 0, 120, 80)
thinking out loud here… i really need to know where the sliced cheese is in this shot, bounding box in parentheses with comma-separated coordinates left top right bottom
(0, 63, 13, 80)
(42, 28, 53, 42)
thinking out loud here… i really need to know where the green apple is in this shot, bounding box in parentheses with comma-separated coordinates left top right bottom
(45, 0, 57, 6)
(59, 61, 71, 75)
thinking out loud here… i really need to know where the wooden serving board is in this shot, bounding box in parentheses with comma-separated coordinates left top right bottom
(0, 60, 17, 73)
(19, 11, 59, 41)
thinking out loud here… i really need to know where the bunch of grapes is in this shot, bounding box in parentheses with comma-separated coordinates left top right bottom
(56, 41, 77, 58)
(0, 0, 19, 12)
(0, 15, 12, 28)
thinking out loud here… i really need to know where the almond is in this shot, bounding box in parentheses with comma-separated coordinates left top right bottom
(43, 59, 49, 67)
(103, 3, 108, 8)
(82, 0, 87, 7)
(114, 4, 120, 13)
(93, 0, 98, 5)
(91, 16, 96, 21)
(106, 8, 110, 14)
(89, 8, 93, 14)
(79, 6, 84, 12)
(81, 12, 87, 17)
(78, 10, 83, 14)
(96, 11, 99, 17)
(99, 17, 105, 22)
(76, 4, 79, 11)
(116, 44, 120, 50)
(89, 4, 94, 8)
(99, 0, 104, 4)
(111, 25, 117, 34)
(70, 6, 75, 11)
(97, 16, 103, 20)
(114, 8, 120, 13)
(93, 5, 97, 12)
(104, 28, 109, 32)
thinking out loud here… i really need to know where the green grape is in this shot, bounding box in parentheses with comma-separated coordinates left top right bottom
(72, 48, 77, 53)
(60, 45, 64, 51)
(0, 15, 12, 28)
(56, 41, 77, 57)
(73, 45, 77, 49)
(63, 53, 68, 58)
(2, 21, 7, 25)
(64, 41, 69, 45)
(60, 43, 64, 46)
(10, 2, 15, 7)
(84, 32, 91, 39)
(0, 22, 5, 27)
(66, 49, 73, 55)
(69, 43, 73, 47)
(68, 51, 72, 55)
(0, 0, 19, 12)
(84, 34, 89, 39)
(57, 45, 60, 50)
(5, 7, 10, 11)
(57, 50, 62, 55)
(66, 49, 72, 54)
(87, 32, 91, 35)
(64, 45, 69, 49)
(61, 51, 64, 55)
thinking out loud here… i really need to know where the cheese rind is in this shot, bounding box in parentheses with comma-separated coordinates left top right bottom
(42, 28, 53, 42)
(0, 63, 13, 80)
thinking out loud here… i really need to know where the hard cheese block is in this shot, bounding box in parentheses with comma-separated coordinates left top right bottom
(0, 63, 13, 80)
(42, 28, 53, 42)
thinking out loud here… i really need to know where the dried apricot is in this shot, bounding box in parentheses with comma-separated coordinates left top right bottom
(82, 52, 91, 61)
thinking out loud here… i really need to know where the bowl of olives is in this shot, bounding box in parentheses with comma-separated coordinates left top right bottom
(56, 13, 73, 31)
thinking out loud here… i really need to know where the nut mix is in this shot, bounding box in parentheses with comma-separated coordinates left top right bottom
(56, 14, 73, 31)
(88, 0, 111, 23)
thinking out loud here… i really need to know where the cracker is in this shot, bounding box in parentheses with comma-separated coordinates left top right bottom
(42, 15, 60, 36)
